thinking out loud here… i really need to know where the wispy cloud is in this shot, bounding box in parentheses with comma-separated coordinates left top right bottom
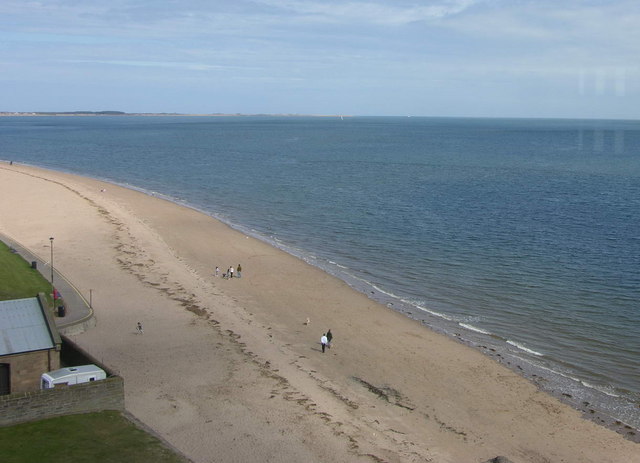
(62, 59, 218, 71)
(256, 0, 478, 25)
(0, 0, 638, 117)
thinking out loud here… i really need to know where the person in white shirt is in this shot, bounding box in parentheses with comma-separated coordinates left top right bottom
(321, 334, 328, 353)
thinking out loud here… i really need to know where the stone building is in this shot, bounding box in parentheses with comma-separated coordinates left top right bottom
(0, 295, 61, 394)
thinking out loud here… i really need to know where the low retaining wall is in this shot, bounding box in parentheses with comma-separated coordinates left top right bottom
(0, 375, 124, 426)
(0, 336, 124, 427)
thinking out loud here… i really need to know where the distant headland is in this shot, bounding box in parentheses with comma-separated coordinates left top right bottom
(0, 111, 347, 117)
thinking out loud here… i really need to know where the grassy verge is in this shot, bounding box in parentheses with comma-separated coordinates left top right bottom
(0, 242, 188, 462)
(0, 240, 53, 305)
(0, 411, 188, 463)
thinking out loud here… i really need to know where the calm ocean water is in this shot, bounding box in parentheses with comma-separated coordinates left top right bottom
(2, 115, 639, 428)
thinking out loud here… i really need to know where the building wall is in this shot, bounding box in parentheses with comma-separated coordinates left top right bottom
(0, 375, 124, 426)
(0, 349, 60, 394)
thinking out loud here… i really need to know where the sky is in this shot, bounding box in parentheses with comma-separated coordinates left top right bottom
(1, 0, 638, 118)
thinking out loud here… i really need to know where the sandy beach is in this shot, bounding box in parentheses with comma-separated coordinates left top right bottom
(1, 162, 638, 463)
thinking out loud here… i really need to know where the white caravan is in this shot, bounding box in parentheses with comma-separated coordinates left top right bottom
(41, 364, 106, 389)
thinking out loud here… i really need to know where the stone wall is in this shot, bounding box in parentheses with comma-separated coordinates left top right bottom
(0, 348, 60, 394)
(0, 375, 124, 426)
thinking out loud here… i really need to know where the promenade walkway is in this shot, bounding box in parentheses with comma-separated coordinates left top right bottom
(1, 233, 95, 335)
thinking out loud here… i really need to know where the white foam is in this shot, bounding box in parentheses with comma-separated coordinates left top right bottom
(459, 323, 491, 335)
(371, 283, 398, 298)
(415, 304, 453, 321)
(506, 340, 544, 357)
(580, 381, 620, 397)
(524, 360, 622, 398)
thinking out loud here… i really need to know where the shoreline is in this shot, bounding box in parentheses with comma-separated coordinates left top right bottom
(1, 162, 638, 462)
(20, 159, 637, 438)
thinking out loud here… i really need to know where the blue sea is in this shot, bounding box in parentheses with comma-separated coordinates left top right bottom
(2, 115, 639, 430)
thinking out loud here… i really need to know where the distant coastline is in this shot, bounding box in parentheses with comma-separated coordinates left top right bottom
(0, 111, 347, 117)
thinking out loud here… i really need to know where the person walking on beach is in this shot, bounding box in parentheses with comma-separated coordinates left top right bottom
(229, 266, 234, 278)
(321, 333, 328, 353)
(137, 321, 143, 334)
(237, 264, 242, 278)
(326, 329, 333, 349)
(215, 266, 219, 277)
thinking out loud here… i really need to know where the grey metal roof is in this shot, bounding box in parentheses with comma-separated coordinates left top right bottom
(0, 297, 55, 356)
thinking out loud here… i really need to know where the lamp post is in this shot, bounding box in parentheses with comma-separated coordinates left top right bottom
(49, 237, 55, 309)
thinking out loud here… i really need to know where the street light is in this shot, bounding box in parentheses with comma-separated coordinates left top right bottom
(49, 237, 55, 309)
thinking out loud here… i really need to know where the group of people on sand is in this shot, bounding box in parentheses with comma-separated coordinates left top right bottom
(320, 329, 333, 353)
(215, 264, 242, 279)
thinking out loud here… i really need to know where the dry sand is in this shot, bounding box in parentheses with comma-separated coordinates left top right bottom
(1, 163, 638, 463)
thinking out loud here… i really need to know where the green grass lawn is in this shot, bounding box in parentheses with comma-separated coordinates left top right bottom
(0, 411, 188, 463)
(0, 242, 188, 462)
(0, 240, 53, 304)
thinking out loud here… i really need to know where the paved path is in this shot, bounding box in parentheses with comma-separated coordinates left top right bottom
(1, 233, 95, 334)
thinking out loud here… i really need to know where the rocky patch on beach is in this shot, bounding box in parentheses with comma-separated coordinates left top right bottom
(483, 457, 515, 463)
